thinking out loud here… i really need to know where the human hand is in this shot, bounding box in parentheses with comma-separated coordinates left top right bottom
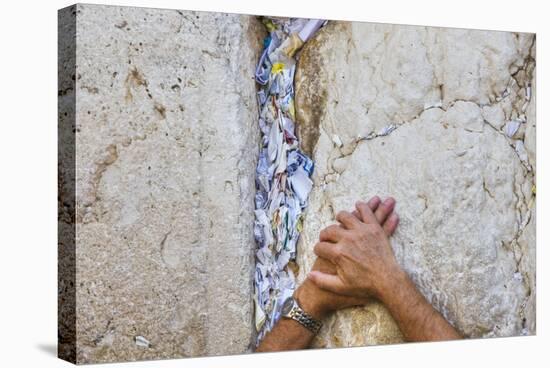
(307, 197, 403, 302)
(294, 196, 399, 319)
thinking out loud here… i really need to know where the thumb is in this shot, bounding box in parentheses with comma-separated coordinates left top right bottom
(308, 271, 346, 294)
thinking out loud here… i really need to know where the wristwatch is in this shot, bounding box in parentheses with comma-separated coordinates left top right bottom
(281, 296, 323, 334)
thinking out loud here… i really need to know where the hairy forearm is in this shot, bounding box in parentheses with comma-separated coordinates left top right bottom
(381, 271, 462, 341)
(255, 318, 315, 352)
(255, 286, 326, 352)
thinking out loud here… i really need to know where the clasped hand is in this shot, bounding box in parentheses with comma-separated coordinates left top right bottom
(294, 196, 403, 318)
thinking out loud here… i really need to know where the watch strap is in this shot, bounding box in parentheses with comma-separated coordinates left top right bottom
(285, 299, 323, 334)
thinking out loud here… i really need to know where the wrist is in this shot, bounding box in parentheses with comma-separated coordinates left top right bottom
(377, 267, 410, 306)
(294, 282, 329, 320)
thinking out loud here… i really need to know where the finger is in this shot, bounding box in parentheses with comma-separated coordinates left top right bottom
(367, 196, 381, 211)
(382, 213, 400, 236)
(355, 200, 378, 224)
(352, 197, 380, 221)
(313, 242, 341, 263)
(374, 197, 396, 224)
(307, 271, 347, 294)
(319, 224, 346, 242)
(311, 257, 337, 274)
(336, 210, 361, 229)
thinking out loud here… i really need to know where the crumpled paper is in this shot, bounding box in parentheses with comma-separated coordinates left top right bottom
(253, 17, 325, 343)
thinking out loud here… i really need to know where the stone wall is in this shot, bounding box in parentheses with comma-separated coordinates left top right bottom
(59, 6, 536, 363)
(294, 21, 536, 347)
(59, 4, 264, 363)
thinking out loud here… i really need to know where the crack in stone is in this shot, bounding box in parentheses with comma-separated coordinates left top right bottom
(303, 32, 535, 173)
(483, 119, 533, 173)
(92, 319, 114, 347)
(482, 180, 495, 200)
(159, 229, 174, 268)
(338, 76, 535, 175)
(175, 10, 206, 38)
(501, 149, 534, 331)
(79, 144, 119, 223)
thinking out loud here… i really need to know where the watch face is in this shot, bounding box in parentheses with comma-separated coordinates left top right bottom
(281, 297, 294, 315)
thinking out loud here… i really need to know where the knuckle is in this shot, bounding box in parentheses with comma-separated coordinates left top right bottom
(347, 229, 361, 241)
(339, 231, 351, 241)
(344, 233, 359, 246)
(333, 246, 345, 263)
(348, 231, 362, 243)
(372, 226, 384, 236)
(336, 211, 348, 221)
(313, 242, 321, 253)
(366, 224, 380, 235)
(354, 232, 366, 244)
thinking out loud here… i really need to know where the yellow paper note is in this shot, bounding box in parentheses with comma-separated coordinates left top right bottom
(283, 33, 304, 58)
(272, 62, 285, 74)
(262, 18, 277, 32)
(288, 99, 296, 121)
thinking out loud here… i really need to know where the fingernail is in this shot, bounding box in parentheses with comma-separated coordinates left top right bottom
(384, 197, 395, 206)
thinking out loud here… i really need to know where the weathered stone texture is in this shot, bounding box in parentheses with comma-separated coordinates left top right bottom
(61, 7, 536, 361)
(295, 22, 535, 347)
(67, 4, 264, 363)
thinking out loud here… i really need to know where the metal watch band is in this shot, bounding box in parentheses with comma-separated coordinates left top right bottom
(286, 299, 323, 334)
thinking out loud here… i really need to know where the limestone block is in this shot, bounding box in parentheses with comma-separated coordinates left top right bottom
(59, 4, 264, 363)
(295, 21, 536, 347)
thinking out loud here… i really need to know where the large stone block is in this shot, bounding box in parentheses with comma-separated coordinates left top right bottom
(58, 4, 264, 363)
(295, 21, 535, 347)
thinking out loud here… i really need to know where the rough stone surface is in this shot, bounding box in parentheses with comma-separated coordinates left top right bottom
(60, 7, 537, 361)
(295, 21, 536, 347)
(62, 4, 264, 363)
